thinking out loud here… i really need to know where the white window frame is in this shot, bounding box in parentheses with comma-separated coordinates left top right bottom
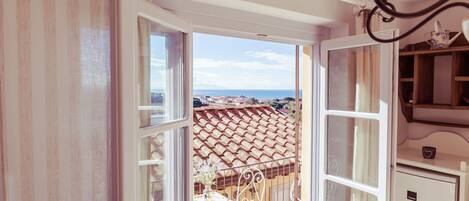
(118, 0, 193, 201)
(317, 30, 398, 201)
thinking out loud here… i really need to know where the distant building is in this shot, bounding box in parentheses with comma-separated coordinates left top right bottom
(193, 97, 208, 108)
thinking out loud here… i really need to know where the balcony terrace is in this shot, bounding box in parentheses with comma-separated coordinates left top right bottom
(193, 106, 301, 201)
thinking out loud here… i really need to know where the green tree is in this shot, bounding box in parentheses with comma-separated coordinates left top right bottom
(246, 97, 259, 105)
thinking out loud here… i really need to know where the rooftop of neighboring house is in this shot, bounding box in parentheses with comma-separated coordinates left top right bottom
(193, 105, 301, 180)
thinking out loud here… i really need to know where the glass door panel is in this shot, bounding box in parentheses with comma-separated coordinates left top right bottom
(319, 30, 396, 201)
(133, 2, 192, 201)
(138, 16, 186, 128)
(327, 45, 381, 113)
(119, 0, 192, 201)
(326, 116, 379, 187)
(139, 128, 188, 201)
(326, 181, 378, 201)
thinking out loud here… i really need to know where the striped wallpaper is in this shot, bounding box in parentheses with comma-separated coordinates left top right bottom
(1, 0, 114, 201)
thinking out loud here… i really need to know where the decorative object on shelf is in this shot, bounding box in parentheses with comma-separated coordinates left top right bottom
(463, 18, 469, 41)
(365, 0, 469, 43)
(426, 21, 462, 49)
(400, 32, 468, 52)
(422, 146, 437, 159)
(194, 160, 221, 200)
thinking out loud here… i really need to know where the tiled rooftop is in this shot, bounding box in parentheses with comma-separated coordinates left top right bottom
(193, 105, 299, 178)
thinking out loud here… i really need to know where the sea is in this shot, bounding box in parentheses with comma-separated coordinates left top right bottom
(193, 89, 302, 99)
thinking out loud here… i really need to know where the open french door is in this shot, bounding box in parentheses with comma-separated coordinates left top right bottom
(118, 1, 193, 201)
(318, 30, 398, 201)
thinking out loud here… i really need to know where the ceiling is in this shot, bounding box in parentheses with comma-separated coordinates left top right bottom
(149, 0, 357, 43)
(151, 0, 354, 28)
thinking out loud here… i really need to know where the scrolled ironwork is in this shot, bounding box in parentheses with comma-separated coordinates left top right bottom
(366, 0, 469, 43)
(235, 167, 266, 201)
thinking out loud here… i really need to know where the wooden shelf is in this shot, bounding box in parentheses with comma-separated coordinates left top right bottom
(404, 103, 469, 110)
(398, 147, 469, 175)
(412, 119, 469, 128)
(411, 104, 469, 110)
(399, 46, 469, 126)
(400, 78, 414, 82)
(455, 76, 469, 82)
(400, 46, 469, 56)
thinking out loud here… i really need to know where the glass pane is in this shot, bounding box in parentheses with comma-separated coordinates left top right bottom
(327, 116, 379, 187)
(326, 180, 377, 201)
(139, 127, 188, 201)
(138, 16, 186, 128)
(327, 45, 380, 113)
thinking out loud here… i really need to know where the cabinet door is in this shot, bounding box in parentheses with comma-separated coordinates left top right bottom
(318, 30, 397, 201)
(395, 167, 457, 201)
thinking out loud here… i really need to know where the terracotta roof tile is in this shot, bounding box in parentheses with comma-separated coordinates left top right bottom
(193, 105, 300, 176)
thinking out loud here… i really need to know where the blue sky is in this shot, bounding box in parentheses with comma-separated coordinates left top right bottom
(150, 32, 298, 90)
(194, 33, 297, 90)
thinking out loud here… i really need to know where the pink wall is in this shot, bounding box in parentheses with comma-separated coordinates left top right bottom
(0, 0, 5, 199)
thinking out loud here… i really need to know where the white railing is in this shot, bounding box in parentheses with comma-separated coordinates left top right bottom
(194, 157, 301, 201)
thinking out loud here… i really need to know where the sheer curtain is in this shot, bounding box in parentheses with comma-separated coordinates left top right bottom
(1, 0, 114, 200)
(352, 9, 382, 201)
(138, 17, 152, 127)
(138, 17, 153, 201)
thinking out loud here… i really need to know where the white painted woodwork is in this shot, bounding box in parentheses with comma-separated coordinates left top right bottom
(395, 165, 457, 201)
(319, 30, 398, 201)
(119, 1, 193, 201)
(402, 131, 469, 157)
(398, 147, 469, 177)
(301, 45, 316, 201)
(398, 131, 469, 201)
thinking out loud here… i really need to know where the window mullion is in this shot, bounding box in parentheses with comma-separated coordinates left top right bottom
(137, 119, 191, 138)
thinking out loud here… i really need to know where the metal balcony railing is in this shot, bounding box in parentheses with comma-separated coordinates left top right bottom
(194, 156, 301, 201)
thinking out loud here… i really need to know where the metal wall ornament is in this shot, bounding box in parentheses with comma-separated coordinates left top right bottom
(366, 0, 469, 43)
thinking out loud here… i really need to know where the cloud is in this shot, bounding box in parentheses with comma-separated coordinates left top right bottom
(150, 57, 166, 90)
(150, 50, 296, 90)
(194, 58, 291, 71)
(151, 58, 165, 68)
(194, 64, 294, 89)
(193, 50, 296, 89)
(194, 50, 294, 72)
(245, 50, 294, 66)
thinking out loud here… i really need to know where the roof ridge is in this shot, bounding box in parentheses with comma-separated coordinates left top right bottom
(193, 105, 272, 111)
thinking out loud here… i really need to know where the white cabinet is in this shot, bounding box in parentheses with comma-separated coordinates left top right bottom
(396, 142, 469, 201)
(395, 165, 457, 201)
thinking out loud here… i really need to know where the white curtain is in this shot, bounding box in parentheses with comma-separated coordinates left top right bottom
(138, 17, 152, 127)
(138, 17, 152, 201)
(352, 9, 382, 201)
(1, 0, 114, 200)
